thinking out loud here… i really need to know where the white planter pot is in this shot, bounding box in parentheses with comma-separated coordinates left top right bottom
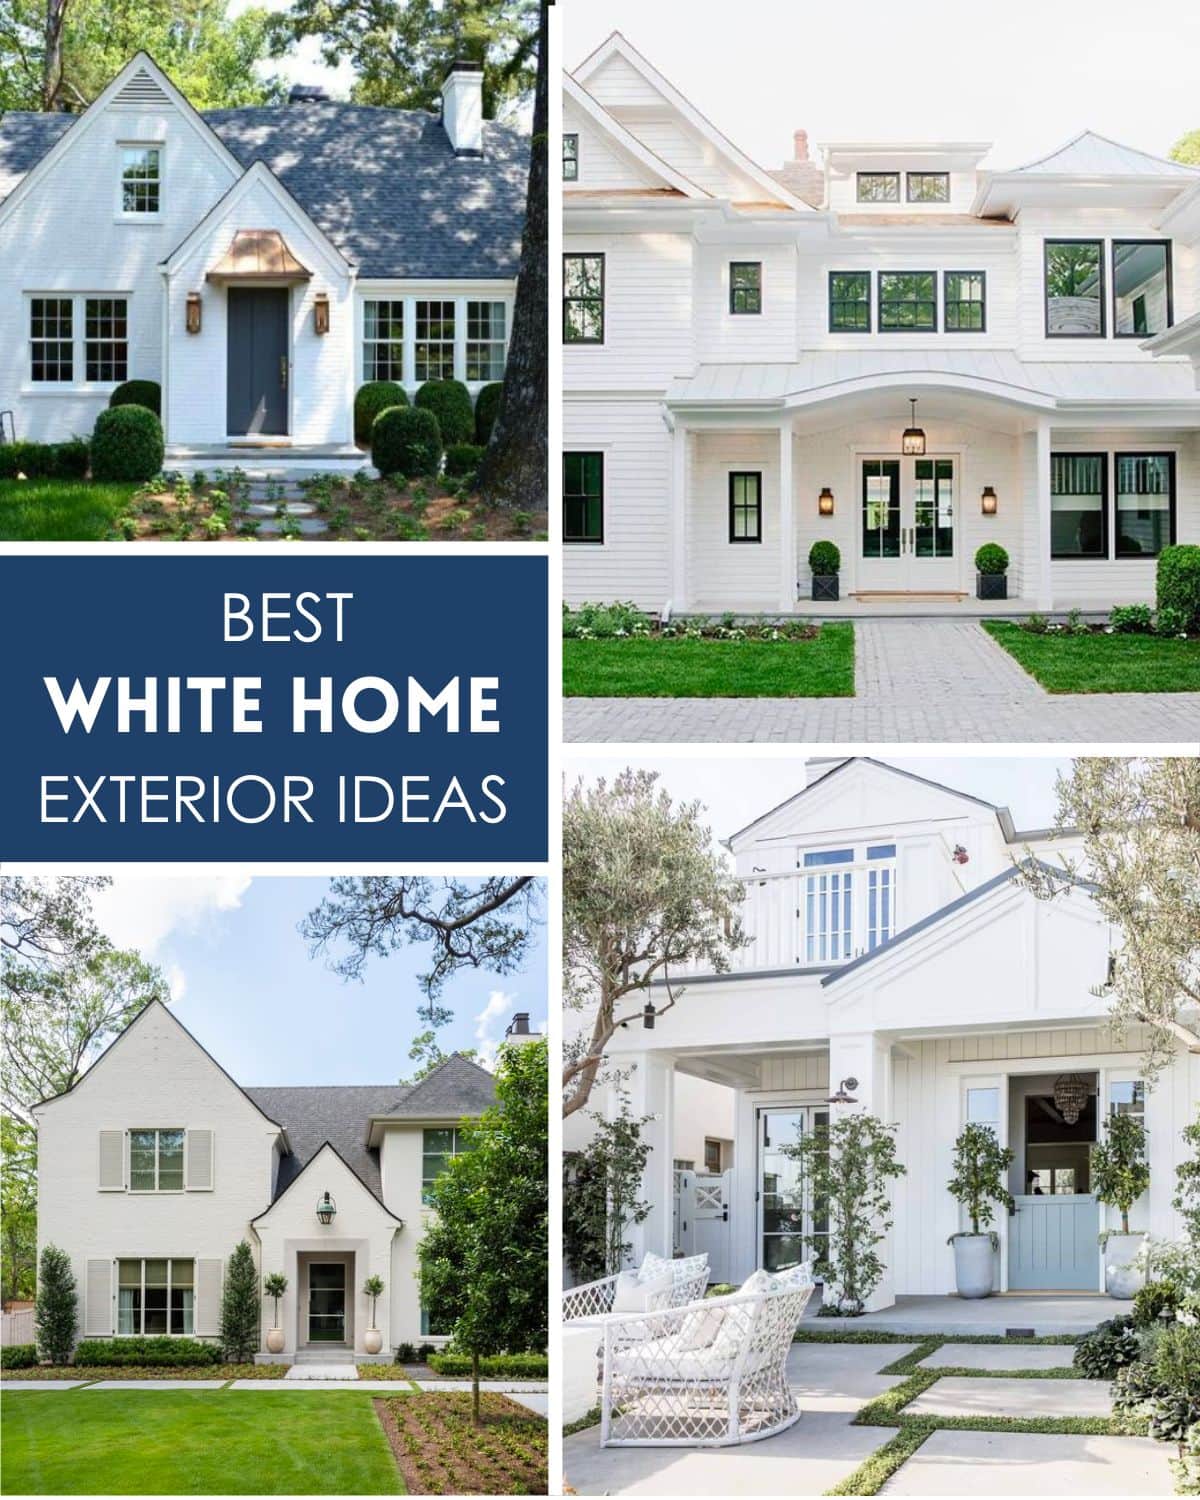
(363, 1328, 383, 1356)
(1105, 1233, 1146, 1300)
(265, 1327, 285, 1354)
(952, 1234, 995, 1299)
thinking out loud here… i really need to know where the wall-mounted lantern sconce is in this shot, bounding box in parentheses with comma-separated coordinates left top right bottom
(313, 292, 330, 335)
(818, 486, 835, 517)
(186, 293, 202, 335)
(316, 1191, 337, 1225)
(981, 485, 998, 516)
(827, 1076, 859, 1105)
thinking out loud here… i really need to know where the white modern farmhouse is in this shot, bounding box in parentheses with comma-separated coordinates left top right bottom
(563, 33, 1200, 614)
(31, 999, 523, 1359)
(574, 759, 1199, 1310)
(0, 52, 525, 460)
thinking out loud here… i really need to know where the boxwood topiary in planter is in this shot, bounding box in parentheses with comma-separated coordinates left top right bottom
(474, 381, 504, 444)
(975, 542, 1009, 600)
(354, 381, 407, 445)
(809, 540, 841, 602)
(109, 380, 161, 418)
(414, 379, 474, 446)
(90, 404, 163, 482)
(372, 405, 442, 478)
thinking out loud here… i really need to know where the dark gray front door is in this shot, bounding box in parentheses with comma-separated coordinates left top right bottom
(226, 287, 288, 435)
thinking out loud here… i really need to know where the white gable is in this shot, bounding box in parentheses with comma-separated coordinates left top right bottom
(1013, 130, 1200, 178)
(582, 50, 667, 110)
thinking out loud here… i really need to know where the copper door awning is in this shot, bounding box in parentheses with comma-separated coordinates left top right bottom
(206, 229, 312, 282)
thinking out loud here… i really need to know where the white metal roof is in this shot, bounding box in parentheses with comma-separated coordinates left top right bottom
(1009, 130, 1200, 179)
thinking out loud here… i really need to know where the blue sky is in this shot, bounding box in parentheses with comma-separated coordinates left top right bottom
(89, 877, 547, 1087)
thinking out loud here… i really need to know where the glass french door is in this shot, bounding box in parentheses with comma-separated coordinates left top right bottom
(308, 1263, 346, 1343)
(860, 457, 958, 590)
(757, 1106, 829, 1275)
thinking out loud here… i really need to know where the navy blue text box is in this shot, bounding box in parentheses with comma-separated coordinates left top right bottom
(0, 555, 548, 862)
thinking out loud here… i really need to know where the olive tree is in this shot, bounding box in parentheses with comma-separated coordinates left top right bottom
(1092, 1111, 1151, 1234)
(947, 1122, 1014, 1238)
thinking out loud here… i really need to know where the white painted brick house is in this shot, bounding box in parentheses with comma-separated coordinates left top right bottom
(0, 53, 526, 462)
(563, 32, 1200, 614)
(33, 1000, 505, 1358)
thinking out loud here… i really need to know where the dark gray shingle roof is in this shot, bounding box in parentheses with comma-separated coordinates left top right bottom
(383, 1053, 498, 1118)
(0, 112, 74, 199)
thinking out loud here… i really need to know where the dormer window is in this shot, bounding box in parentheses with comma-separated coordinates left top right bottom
(857, 172, 899, 203)
(907, 172, 949, 203)
(120, 146, 161, 216)
(729, 261, 762, 315)
(563, 133, 579, 181)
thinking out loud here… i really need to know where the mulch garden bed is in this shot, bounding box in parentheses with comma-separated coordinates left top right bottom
(374, 1392, 547, 1495)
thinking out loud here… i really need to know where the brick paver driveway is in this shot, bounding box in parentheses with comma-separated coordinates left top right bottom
(564, 620, 1200, 743)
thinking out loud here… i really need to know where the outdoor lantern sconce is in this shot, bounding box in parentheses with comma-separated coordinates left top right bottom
(316, 1192, 337, 1225)
(313, 293, 330, 335)
(642, 1000, 656, 1030)
(818, 486, 835, 516)
(901, 397, 926, 456)
(981, 485, 998, 516)
(827, 1076, 859, 1105)
(186, 293, 202, 334)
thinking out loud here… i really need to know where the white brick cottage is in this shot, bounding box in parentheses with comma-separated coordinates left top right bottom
(570, 759, 1200, 1308)
(33, 1000, 508, 1358)
(0, 53, 526, 461)
(562, 33, 1200, 615)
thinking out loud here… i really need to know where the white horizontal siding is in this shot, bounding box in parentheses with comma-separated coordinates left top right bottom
(564, 103, 657, 191)
(695, 243, 797, 363)
(689, 430, 780, 610)
(564, 232, 694, 390)
(626, 117, 762, 201)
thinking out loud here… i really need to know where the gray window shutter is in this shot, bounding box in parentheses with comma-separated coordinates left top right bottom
(186, 1130, 214, 1191)
(194, 1259, 223, 1336)
(98, 1130, 125, 1190)
(85, 1259, 113, 1336)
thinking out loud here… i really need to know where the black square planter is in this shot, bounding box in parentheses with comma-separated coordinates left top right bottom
(812, 575, 839, 602)
(976, 573, 1008, 601)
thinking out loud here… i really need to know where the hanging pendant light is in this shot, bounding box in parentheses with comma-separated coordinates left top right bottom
(1053, 1073, 1089, 1126)
(901, 397, 926, 456)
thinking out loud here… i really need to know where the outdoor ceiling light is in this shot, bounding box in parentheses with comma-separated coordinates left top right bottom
(1053, 1073, 1089, 1126)
(642, 1000, 656, 1030)
(185, 293, 202, 334)
(827, 1076, 859, 1105)
(313, 292, 330, 334)
(316, 1191, 337, 1225)
(818, 486, 835, 516)
(981, 485, 998, 516)
(901, 397, 926, 456)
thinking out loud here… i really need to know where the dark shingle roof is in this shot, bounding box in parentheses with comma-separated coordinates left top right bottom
(382, 1053, 498, 1118)
(0, 103, 529, 279)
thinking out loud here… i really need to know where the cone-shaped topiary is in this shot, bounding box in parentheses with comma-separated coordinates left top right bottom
(108, 379, 161, 417)
(415, 379, 474, 446)
(220, 1240, 260, 1361)
(372, 405, 442, 477)
(35, 1244, 77, 1365)
(474, 382, 504, 445)
(354, 381, 407, 445)
(90, 405, 163, 482)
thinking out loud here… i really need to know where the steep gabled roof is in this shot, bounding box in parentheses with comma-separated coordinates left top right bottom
(245, 1084, 407, 1199)
(376, 1053, 497, 1119)
(250, 1139, 402, 1223)
(1010, 129, 1200, 178)
(563, 74, 709, 199)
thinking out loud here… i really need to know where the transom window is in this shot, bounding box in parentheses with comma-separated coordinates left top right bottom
(29, 297, 73, 382)
(422, 1126, 471, 1204)
(1045, 240, 1104, 337)
(857, 172, 899, 202)
(907, 171, 949, 202)
(728, 471, 762, 542)
(729, 262, 762, 315)
(829, 271, 870, 332)
(943, 271, 985, 332)
(120, 146, 161, 215)
(129, 1128, 184, 1191)
(118, 1258, 193, 1335)
(563, 451, 603, 543)
(801, 843, 897, 963)
(1116, 452, 1174, 558)
(415, 300, 455, 381)
(966, 1088, 1000, 1132)
(563, 253, 604, 343)
(878, 271, 936, 331)
(563, 133, 579, 181)
(466, 300, 506, 381)
(85, 298, 128, 382)
(1109, 1080, 1145, 1121)
(363, 300, 404, 382)
(1113, 241, 1172, 337)
(1051, 453, 1107, 559)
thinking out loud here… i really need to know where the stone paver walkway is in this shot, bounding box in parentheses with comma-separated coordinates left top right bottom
(908, 1375, 1113, 1419)
(81, 1379, 228, 1390)
(565, 620, 1200, 742)
(918, 1342, 1074, 1371)
(882, 1429, 1174, 1495)
(0, 1381, 88, 1391)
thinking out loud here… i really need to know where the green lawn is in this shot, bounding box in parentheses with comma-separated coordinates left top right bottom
(0, 479, 138, 540)
(0, 1390, 404, 1494)
(563, 625, 855, 698)
(984, 621, 1200, 694)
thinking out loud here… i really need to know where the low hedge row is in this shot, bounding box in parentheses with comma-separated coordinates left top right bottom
(74, 1336, 222, 1367)
(1157, 545, 1200, 633)
(0, 439, 89, 480)
(426, 1351, 548, 1378)
(0, 1342, 37, 1369)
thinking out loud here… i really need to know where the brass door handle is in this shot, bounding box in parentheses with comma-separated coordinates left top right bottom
(281, 356, 288, 389)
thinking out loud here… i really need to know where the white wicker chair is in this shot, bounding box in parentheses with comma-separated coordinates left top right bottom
(598, 1264, 814, 1448)
(562, 1252, 710, 1323)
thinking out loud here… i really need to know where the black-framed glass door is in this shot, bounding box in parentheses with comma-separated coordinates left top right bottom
(860, 457, 958, 590)
(307, 1262, 346, 1343)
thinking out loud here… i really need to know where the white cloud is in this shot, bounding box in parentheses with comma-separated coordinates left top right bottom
(165, 963, 187, 1003)
(90, 876, 252, 963)
(474, 989, 515, 1070)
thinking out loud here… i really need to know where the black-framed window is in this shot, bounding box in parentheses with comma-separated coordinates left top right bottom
(1112, 241, 1172, 337)
(1051, 452, 1107, 558)
(857, 172, 899, 203)
(1115, 452, 1175, 557)
(878, 271, 936, 331)
(729, 261, 762, 315)
(829, 271, 871, 332)
(564, 451, 603, 542)
(563, 133, 579, 182)
(728, 471, 762, 542)
(943, 271, 986, 332)
(1045, 240, 1104, 337)
(563, 253, 604, 343)
(29, 297, 73, 382)
(907, 172, 949, 202)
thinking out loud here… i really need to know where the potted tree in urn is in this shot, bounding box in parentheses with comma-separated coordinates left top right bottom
(975, 543, 1009, 601)
(263, 1272, 288, 1353)
(809, 540, 841, 602)
(362, 1274, 385, 1355)
(947, 1123, 1014, 1298)
(1092, 1111, 1150, 1299)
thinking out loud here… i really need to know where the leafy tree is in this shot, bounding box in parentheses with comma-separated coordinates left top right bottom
(418, 1037, 546, 1422)
(1017, 758, 1200, 1080)
(1175, 1112, 1200, 1246)
(35, 1244, 77, 1364)
(0, 1116, 37, 1303)
(562, 1088, 651, 1282)
(1171, 129, 1200, 166)
(947, 1122, 1014, 1237)
(262, 1271, 287, 1330)
(562, 771, 746, 1117)
(220, 1240, 260, 1360)
(400, 1028, 477, 1083)
(1092, 1111, 1151, 1234)
(362, 1273, 384, 1328)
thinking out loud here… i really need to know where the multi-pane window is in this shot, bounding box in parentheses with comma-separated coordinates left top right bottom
(563, 451, 603, 542)
(415, 301, 455, 381)
(29, 297, 73, 382)
(829, 272, 871, 332)
(1051, 453, 1106, 559)
(944, 271, 986, 332)
(1045, 240, 1104, 336)
(118, 1259, 193, 1335)
(728, 471, 762, 542)
(363, 300, 404, 382)
(729, 261, 762, 315)
(867, 843, 896, 949)
(913, 458, 954, 557)
(879, 272, 936, 330)
(907, 171, 949, 202)
(1110, 1080, 1145, 1121)
(120, 146, 161, 214)
(563, 253, 604, 343)
(802, 844, 898, 962)
(1113, 241, 1172, 337)
(129, 1129, 184, 1191)
(466, 300, 507, 381)
(422, 1126, 471, 1204)
(1115, 453, 1174, 558)
(85, 298, 128, 382)
(563, 133, 579, 181)
(857, 172, 899, 202)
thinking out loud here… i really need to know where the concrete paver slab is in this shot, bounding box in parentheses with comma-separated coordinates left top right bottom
(919, 1342, 1075, 1371)
(81, 1380, 228, 1390)
(0, 1381, 90, 1391)
(882, 1429, 1175, 1495)
(787, 1343, 917, 1411)
(908, 1375, 1112, 1419)
(284, 1363, 358, 1380)
(507, 1392, 549, 1415)
(805, 1292, 1108, 1336)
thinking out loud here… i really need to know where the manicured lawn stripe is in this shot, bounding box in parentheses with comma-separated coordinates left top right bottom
(0, 479, 138, 540)
(983, 620, 1200, 693)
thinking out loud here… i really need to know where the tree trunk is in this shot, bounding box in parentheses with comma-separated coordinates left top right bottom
(475, 0, 547, 510)
(42, 0, 67, 109)
(472, 1348, 481, 1426)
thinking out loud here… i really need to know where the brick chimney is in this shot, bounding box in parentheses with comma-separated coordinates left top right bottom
(441, 60, 483, 156)
(793, 128, 810, 162)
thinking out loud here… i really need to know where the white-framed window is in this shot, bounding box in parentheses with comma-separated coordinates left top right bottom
(801, 843, 898, 962)
(28, 294, 128, 386)
(85, 298, 129, 382)
(966, 1086, 1001, 1132)
(117, 1258, 194, 1335)
(421, 1126, 472, 1204)
(1109, 1078, 1145, 1121)
(362, 299, 404, 382)
(466, 300, 507, 381)
(29, 296, 74, 382)
(119, 145, 161, 216)
(415, 300, 455, 381)
(129, 1129, 184, 1191)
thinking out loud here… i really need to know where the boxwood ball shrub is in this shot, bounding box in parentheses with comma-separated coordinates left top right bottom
(414, 379, 474, 446)
(372, 405, 442, 477)
(975, 543, 1009, 575)
(444, 442, 484, 478)
(809, 540, 841, 576)
(0, 1343, 37, 1369)
(474, 381, 503, 444)
(90, 404, 164, 482)
(1157, 544, 1200, 632)
(108, 379, 161, 418)
(354, 381, 407, 445)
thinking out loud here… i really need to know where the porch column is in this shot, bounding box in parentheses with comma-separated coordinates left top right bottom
(827, 1032, 897, 1312)
(1024, 417, 1053, 610)
(778, 419, 795, 613)
(621, 1051, 676, 1264)
(670, 418, 688, 614)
